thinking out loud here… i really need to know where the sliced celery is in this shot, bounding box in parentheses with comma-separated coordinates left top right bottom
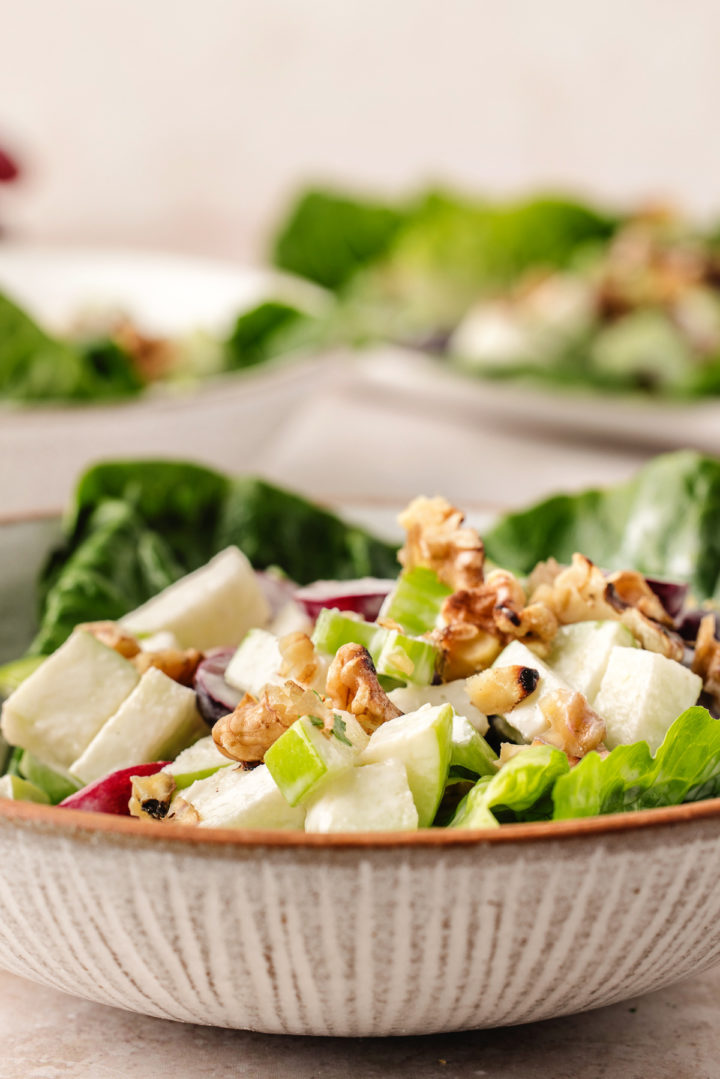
(379, 567, 452, 635)
(312, 609, 439, 685)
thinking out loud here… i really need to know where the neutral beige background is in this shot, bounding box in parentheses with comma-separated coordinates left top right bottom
(2, 0, 719, 261)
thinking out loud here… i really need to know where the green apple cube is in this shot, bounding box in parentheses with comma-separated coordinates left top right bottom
(121, 546, 270, 650)
(265, 712, 367, 806)
(379, 567, 452, 636)
(70, 667, 206, 784)
(360, 703, 453, 827)
(0, 656, 46, 698)
(0, 630, 139, 770)
(182, 763, 306, 829)
(19, 751, 81, 804)
(450, 714, 497, 776)
(305, 760, 419, 833)
(162, 735, 232, 789)
(594, 647, 702, 752)
(389, 679, 489, 734)
(225, 629, 283, 698)
(546, 620, 637, 703)
(491, 640, 572, 741)
(0, 774, 51, 805)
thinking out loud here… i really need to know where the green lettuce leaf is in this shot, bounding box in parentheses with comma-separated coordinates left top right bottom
(553, 707, 720, 818)
(484, 450, 720, 601)
(32, 460, 399, 654)
(0, 291, 142, 402)
(449, 745, 569, 827)
(224, 301, 321, 370)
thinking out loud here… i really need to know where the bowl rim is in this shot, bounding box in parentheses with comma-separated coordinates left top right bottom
(3, 502, 718, 854)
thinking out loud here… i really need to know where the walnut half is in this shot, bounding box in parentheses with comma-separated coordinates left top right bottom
(325, 643, 402, 735)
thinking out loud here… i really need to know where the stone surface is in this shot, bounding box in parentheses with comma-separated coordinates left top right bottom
(1, 965, 718, 1078)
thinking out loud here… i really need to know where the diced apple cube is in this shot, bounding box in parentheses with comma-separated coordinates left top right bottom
(305, 760, 419, 833)
(0, 775, 50, 804)
(450, 714, 497, 776)
(265, 712, 367, 806)
(360, 703, 453, 827)
(162, 735, 232, 789)
(389, 679, 488, 734)
(121, 547, 270, 650)
(546, 620, 637, 703)
(594, 647, 702, 752)
(225, 629, 283, 698)
(1, 630, 140, 770)
(181, 763, 306, 829)
(70, 666, 206, 783)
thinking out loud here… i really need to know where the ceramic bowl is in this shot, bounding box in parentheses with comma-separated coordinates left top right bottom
(2, 515, 720, 1036)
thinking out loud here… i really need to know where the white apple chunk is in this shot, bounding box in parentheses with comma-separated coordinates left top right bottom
(121, 547, 270, 650)
(360, 702, 453, 827)
(162, 735, 231, 788)
(225, 629, 284, 698)
(594, 647, 702, 752)
(70, 667, 206, 784)
(1, 630, 140, 770)
(264, 712, 368, 806)
(305, 760, 419, 833)
(546, 620, 637, 703)
(181, 763, 306, 829)
(389, 679, 488, 734)
(489, 640, 571, 742)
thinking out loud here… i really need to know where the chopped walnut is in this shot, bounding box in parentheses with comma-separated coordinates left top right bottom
(278, 631, 328, 692)
(132, 647, 204, 687)
(165, 797, 200, 825)
(398, 496, 485, 591)
(129, 772, 176, 820)
(433, 622, 503, 681)
(325, 643, 402, 735)
(617, 608, 684, 662)
(498, 742, 533, 766)
(692, 614, 720, 709)
(114, 317, 175, 382)
(466, 664, 540, 715)
(526, 558, 564, 594)
(530, 554, 614, 623)
(213, 680, 329, 762)
(604, 570, 673, 626)
(536, 688, 606, 762)
(79, 621, 141, 659)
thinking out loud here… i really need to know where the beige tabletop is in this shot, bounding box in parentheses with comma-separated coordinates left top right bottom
(2, 962, 719, 1079)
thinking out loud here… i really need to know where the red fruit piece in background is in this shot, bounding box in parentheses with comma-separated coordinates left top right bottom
(0, 146, 20, 182)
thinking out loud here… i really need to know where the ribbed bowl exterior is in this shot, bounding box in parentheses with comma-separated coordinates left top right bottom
(0, 811, 719, 1036)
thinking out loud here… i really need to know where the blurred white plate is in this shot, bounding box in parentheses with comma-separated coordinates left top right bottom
(355, 346, 720, 454)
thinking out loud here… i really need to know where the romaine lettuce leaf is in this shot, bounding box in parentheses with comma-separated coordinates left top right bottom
(484, 450, 720, 601)
(449, 745, 569, 827)
(0, 291, 142, 402)
(553, 707, 720, 818)
(32, 460, 399, 654)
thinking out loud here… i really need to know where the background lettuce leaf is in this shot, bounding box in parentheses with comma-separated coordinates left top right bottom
(32, 460, 399, 654)
(553, 707, 720, 818)
(484, 450, 720, 601)
(0, 291, 142, 402)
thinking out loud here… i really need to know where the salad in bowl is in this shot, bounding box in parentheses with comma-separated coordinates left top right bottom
(3, 452, 720, 834)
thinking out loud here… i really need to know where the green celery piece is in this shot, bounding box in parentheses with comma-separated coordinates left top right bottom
(380, 567, 452, 635)
(552, 706, 720, 820)
(449, 745, 569, 828)
(484, 451, 720, 603)
(18, 751, 82, 805)
(311, 609, 439, 684)
(0, 655, 45, 697)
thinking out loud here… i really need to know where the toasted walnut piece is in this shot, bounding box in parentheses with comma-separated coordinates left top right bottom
(530, 554, 614, 624)
(213, 681, 329, 762)
(466, 665, 540, 715)
(605, 570, 674, 626)
(132, 648, 203, 687)
(618, 608, 684, 662)
(536, 688, 606, 761)
(129, 772, 176, 820)
(498, 742, 532, 766)
(114, 317, 175, 382)
(279, 632, 328, 692)
(691, 614, 720, 710)
(526, 558, 564, 594)
(398, 496, 485, 591)
(433, 623, 504, 681)
(325, 643, 402, 735)
(79, 621, 141, 659)
(165, 797, 200, 825)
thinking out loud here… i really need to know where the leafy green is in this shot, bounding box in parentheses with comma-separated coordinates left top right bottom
(32, 459, 399, 654)
(272, 188, 408, 291)
(553, 707, 720, 818)
(225, 301, 319, 370)
(449, 745, 569, 827)
(484, 450, 720, 601)
(0, 291, 142, 402)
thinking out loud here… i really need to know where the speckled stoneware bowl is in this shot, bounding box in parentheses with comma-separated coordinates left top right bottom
(3, 514, 720, 1036)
